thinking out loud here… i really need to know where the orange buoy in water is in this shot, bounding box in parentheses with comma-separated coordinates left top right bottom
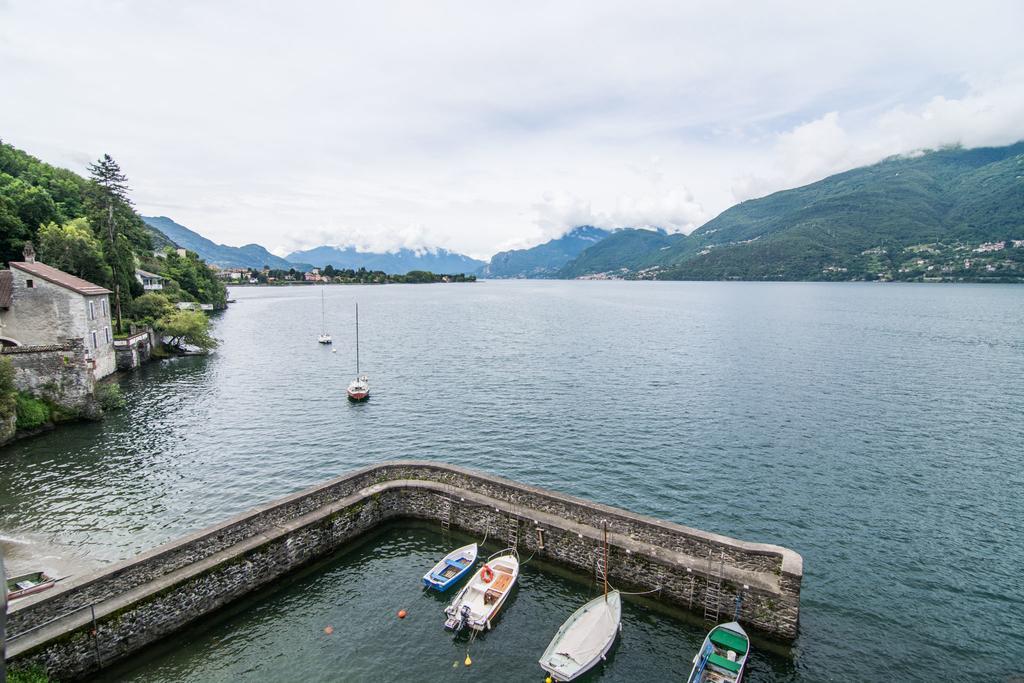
(398, 609, 407, 619)
(324, 625, 334, 635)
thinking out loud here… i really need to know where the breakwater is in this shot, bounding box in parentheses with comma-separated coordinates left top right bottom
(4, 461, 802, 680)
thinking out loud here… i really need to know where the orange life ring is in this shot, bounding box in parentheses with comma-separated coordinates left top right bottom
(480, 564, 494, 583)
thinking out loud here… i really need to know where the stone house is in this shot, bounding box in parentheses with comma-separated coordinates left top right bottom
(0, 245, 116, 379)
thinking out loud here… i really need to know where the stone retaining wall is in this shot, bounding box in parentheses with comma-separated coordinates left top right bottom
(4, 461, 802, 680)
(1, 339, 100, 419)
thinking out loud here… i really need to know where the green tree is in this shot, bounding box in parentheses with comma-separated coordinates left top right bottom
(87, 154, 134, 333)
(0, 356, 17, 425)
(156, 309, 218, 352)
(129, 292, 173, 324)
(37, 218, 112, 285)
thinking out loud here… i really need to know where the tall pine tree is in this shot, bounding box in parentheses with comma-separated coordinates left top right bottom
(88, 154, 135, 333)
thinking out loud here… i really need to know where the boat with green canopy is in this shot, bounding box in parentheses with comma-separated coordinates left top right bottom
(686, 621, 750, 682)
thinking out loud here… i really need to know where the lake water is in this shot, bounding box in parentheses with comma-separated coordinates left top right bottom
(1, 280, 1022, 681)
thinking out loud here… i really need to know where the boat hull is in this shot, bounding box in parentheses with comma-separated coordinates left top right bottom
(6, 572, 58, 601)
(539, 591, 622, 681)
(423, 544, 477, 592)
(444, 552, 519, 632)
(346, 391, 369, 401)
(686, 621, 749, 683)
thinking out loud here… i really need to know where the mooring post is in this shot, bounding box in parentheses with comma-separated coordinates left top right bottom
(734, 584, 748, 622)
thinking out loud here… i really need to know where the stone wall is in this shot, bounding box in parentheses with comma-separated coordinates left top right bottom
(0, 340, 101, 419)
(114, 330, 155, 370)
(4, 462, 802, 680)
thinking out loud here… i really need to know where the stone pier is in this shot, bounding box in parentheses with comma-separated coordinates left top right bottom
(3, 461, 802, 680)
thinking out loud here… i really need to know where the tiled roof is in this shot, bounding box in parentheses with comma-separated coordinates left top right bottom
(135, 269, 165, 279)
(10, 261, 112, 296)
(0, 270, 12, 307)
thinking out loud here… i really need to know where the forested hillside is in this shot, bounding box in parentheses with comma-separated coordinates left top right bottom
(0, 140, 226, 326)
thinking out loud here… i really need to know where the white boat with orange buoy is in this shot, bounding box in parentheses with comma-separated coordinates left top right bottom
(443, 549, 519, 632)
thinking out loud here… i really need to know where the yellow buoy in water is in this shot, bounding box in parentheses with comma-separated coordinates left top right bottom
(545, 677, 553, 683)
(464, 654, 472, 667)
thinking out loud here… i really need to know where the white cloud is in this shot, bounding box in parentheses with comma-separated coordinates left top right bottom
(732, 70, 1024, 202)
(1, 1, 1022, 255)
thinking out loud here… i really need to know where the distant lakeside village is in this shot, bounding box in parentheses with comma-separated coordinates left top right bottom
(219, 264, 477, 285)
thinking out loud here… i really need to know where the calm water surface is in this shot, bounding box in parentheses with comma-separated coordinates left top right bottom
(2, 281, 1023, 681)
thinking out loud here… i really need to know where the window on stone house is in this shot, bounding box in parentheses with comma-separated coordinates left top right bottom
(91, 331, 97, 349)
(89, 301, 96, 320)
(26, 279, 34, 288)
(105, 327, 111, 344)
(102, 299, 108, 316)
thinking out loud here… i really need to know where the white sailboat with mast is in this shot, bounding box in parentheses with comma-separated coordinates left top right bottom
(346, 303, 369, 401)
(539, 522, 622, 681)
(317, 286, 332, 344)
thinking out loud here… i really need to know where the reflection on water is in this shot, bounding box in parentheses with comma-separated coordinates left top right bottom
(3, 280, 1024, 680)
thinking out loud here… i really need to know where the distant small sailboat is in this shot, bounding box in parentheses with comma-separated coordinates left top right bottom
(346, 303, 369, 401)
(444, 549, 519, 632)
(539, 523, 622, 681)
(6, 571, 62, 601)
(686, 621, 750, 683)
(423, 543, 478, 592)
(317, 287, 332, 344)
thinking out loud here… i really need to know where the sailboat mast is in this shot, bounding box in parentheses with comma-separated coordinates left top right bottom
(603, 521, 609, 601)
(355, 303, 360, 374)
(321, 287, 325, 333)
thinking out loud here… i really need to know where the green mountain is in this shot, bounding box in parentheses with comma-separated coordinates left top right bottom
(558, 228, 683, 278)
(142, 216, 298, 270)
(559, 142, 1024, 282)
(481, 226, 611, 278)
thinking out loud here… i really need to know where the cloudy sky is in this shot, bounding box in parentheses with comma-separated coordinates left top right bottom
(2, 1, 1023, 259)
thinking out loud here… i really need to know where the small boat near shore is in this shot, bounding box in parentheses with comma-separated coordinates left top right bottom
(443, 549, 518, 632)
(686, 621, 750, 683)
(423, 543, 477, 592)
(6, 571, 61, 601)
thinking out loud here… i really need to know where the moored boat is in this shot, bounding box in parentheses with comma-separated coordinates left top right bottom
(539, 590, 621, 681)
(423, 543, 478, 591)
(539, 521, 622, 681)
(443, 549, 519, 632)
(317, 286, 332, 344)
(686, 621, 750, 683)
(6, 571, 60, 600)
(346, 302, 370, 401)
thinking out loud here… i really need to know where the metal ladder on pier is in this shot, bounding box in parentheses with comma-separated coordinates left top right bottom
(595, 547, 607, 585)
(507, 513, 519, 551)
(703, 550, 725, 622)
(440, 494, 453, 538)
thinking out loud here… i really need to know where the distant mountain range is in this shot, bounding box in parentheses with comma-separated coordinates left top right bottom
(142, 217, 483, 274)
(286, 245, 485, 274)
(480, 226, 610, 278)
(144, 141, 1024, 282)
(142, 216, 300, 270)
